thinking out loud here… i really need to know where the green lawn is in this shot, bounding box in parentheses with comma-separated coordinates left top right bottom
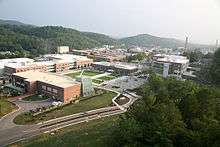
(14, 91, 117, 125)
(98, 76, 116, 81)
(0, 99, 18, 118)
(12, 116, 119, 147)
(92, 76, 116, 84)
(22, 95, 50, 101)
(66, 70, 103, 78)
(92, 79, 104, 84)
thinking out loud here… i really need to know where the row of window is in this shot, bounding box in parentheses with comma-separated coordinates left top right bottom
(42, 85, 58, 93)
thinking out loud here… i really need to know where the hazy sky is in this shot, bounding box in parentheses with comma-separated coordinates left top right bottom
(0, 0, 220, 44)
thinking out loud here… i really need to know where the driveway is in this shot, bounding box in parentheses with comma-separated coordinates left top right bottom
(0, 98, 52, 130)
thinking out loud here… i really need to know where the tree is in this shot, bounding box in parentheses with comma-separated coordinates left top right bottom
(188, 51, 204, 63)
(127, 53, 146, 62)
(210, 48, 220, 87)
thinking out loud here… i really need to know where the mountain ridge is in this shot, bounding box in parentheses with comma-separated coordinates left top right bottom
(0, 19, 214, 56)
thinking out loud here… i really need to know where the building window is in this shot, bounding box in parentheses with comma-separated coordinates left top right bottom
(47, 87, 52, 92)
(53, 89, 58, 94)
(42, 85, 46, 90)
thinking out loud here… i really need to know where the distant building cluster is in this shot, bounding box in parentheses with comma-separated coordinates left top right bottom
(72, 48, 128, 62)
(0, 44, 202, 103)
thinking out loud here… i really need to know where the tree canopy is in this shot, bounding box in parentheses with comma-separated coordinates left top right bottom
(210, 48, 220, 87)
(111, 74, 220, 147)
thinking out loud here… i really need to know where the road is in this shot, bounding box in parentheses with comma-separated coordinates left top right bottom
(0, 90, 139, 147)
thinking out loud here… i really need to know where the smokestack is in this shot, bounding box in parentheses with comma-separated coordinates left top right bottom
(185, 37, 189, 51)
(216, 40, 219, 50)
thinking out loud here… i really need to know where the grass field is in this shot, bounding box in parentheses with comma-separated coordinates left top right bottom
(0, 99, 18, 118)
(66, 70, 103, 78)
(22, 95, 50, 101)
(92, 79, 104, 84)
(14, 91, 117, 125)
(97, 76, 116, 81)
(12, 116, 119, 147)
(92, 76, 116, 84)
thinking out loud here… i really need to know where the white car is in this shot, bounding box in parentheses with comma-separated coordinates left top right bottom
(52, 101, 63, 106)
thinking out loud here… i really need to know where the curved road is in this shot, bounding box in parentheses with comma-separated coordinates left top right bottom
(0, 90, 139, 147)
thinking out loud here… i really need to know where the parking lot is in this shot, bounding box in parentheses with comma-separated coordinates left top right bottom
(102, 76, 147, 92)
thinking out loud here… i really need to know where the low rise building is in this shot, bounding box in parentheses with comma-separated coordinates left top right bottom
(0, 58, 34, 76)
(93, 62, 138, 75)
(4, 54, 93, 75)
(57, 46, 70, 54)
(152, 54, 189, 77)
(12, 71, 81, 103)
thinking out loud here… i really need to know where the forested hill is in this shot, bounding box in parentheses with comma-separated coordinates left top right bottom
(0, 25, 102, 55)
(0, 19, 213, 57)
(120, 34, 213, 49)
(0, 19, 31, 26)
(81, 32, 120, 46)
(120, 34, 185, 48)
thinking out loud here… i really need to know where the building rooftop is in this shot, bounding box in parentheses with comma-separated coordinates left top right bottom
(13, 71, 79, 88)
(94, 62, 138, 70)
(154, 54, 189, 64)
(6, 61, 55, 68)
(0, 58, 34, 69)
(43, 54, 92, 62)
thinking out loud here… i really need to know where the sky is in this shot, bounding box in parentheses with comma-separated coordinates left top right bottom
(0, 0, 220, 44)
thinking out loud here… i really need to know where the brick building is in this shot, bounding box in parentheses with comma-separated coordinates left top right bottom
(12, 71, 81, 103)
(4, 54, 93, 75)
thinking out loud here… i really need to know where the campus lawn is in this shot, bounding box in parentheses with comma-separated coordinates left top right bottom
(92, 79, 104, 84)
(97, 75, 116, 81)
(66, 70, 103, 78)
(22, 95, 50, 101)
(14, 91, 117, 125)
(0, 99, 18, 118)
(12, 116, 119, 147)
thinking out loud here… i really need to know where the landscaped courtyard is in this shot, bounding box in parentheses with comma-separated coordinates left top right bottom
(22, 95, 50, 102)
(66, 70, 103, 78)
(14, 90, 117, 125)
(92, 75, 116, 85)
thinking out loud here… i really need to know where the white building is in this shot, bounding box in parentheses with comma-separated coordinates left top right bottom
(57, 46, 70, 54)
(0, 58, 34, 75)
(152, 54, 189, 76)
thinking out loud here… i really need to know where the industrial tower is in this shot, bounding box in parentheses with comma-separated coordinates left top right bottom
(216, 40, 219, 50)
